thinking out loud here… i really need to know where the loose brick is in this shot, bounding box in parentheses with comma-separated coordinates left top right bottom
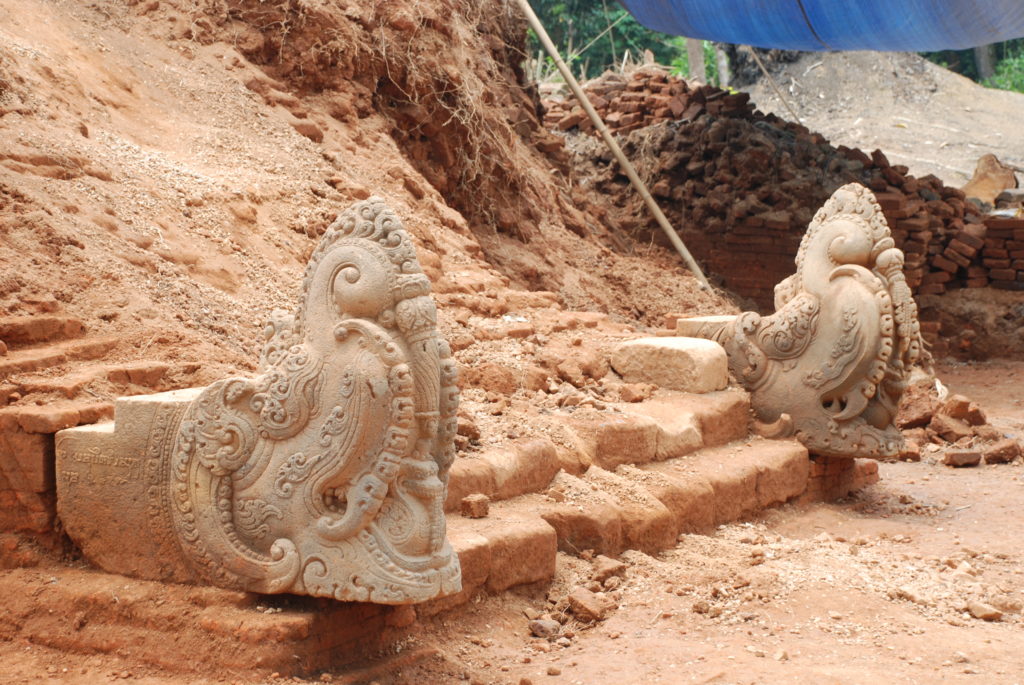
(917, 283, 946, 295)
(954, 231, 985, 250)
(931, 254, 960, 273)
(921, 271, 953, 285)
(941, 248, 971, 268)
(991, 280, 1024, 290)
(944, 451, 981, 467)
(947, 239, 978, 258)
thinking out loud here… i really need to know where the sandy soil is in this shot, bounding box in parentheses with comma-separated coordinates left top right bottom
(1, 362, 1021, 684)
(745, 52, 1024, 188)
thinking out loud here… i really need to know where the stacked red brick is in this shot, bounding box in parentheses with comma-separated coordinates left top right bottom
(546, 67, 1013, 313)
(980, 217, 1024, 291)
(543, 69, 755, 136)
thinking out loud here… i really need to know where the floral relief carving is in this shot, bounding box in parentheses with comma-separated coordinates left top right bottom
(684, 184, 923, 458)
(55, 198, 461, 604)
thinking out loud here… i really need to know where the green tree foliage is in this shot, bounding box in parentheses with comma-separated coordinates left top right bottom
(984, 48, 1024, 93)
(921, 39, 1024, 93)
(527, 0, 686, 79)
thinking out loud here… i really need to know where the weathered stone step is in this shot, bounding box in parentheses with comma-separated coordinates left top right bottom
(437, 438, 878, 614)
(536, 437, 808, 556)
(0, 400, 115, 435)
(610, 336, 729, 393)
(0, 400, 114, 535)
(0, 566, 410, 676)
(0, 441, 880, 674)
(444, 389, 751, 513)
(11, 360, 178, 399)
(0, 336, 119, 377)
(0, 315, 84, 348)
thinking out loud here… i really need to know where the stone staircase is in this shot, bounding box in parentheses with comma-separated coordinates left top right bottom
(429, 383, 878, 618)
(0, 313, 198, 536)
(0, 330, 879, 676)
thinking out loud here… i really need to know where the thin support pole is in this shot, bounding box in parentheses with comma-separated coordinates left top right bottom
(748, 47, 801, 124)
(513, 0, 710, 289)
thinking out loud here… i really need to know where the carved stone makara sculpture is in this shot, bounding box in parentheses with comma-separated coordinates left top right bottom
(56, 199, 462, 603)
(679, 184, 923, 458)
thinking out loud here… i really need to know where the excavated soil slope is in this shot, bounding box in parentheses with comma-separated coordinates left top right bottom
(0, 0, 726, 395)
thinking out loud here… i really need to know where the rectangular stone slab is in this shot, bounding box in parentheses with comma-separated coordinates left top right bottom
(56, 389, 202, 582)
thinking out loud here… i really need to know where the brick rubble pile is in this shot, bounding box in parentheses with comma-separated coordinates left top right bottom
(543, 69, 756, 135)
(546, 67, 1023, 329)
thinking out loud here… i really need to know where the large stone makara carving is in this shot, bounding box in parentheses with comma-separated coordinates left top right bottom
(56, 198, 462, 603)
(679, 183, 923, 458)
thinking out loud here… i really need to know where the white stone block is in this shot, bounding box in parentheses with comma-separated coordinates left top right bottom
(610, 337, 728, 393)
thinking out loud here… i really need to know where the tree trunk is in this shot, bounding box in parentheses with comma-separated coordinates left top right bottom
(687, 38, 706, 83)
(975, 44, 996, 81)
(715, 44, 730, 88)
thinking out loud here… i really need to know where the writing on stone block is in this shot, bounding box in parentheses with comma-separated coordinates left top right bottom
(62, 447, 143, 484)
(55, 198, 462, 604)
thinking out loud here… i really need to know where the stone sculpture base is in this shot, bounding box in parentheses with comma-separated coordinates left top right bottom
(57, 390, 202, 583)
(55, 198, 462, 603)
(57, 388, 462, 603)
(678, 184, 924, 459)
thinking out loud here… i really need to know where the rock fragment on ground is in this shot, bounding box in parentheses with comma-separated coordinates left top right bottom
(528, 619, 561, 639)
(967, 601, 1002, 621)
(930, 414, 974, 442)
(567, 587, 616, 622)
(943, 450, 981, 467)
(941, 394, 986, 426)
(590, 555, 627, 583)
(982, 438, 1020, 464)
(461, 493, 490, 518)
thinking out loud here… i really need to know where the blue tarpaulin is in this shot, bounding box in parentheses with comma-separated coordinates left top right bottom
(616, 0, 1024, 51)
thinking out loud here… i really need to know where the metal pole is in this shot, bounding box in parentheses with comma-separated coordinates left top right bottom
(514, 0, 710, 288)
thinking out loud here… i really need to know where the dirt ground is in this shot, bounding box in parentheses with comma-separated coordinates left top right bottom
(385, 360, 1024, 685)
(745, 51, 1024, 188)
(0, 361, 1019, 684)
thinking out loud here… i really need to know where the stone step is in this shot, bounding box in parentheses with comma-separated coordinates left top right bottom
(610, 336, 729, 393)
(0, 566, 413, 676)
(0, 400, 115, 435)
(9, 360, 182, 399)
(0, 400, 115, 535)
(556, 388, 750, 472)
(445, 388, 751, 512)
(673, 314, 737, 337)
(436, 437, 878, 614)
(0, 315, 84, 348)
(0, 442, 879, 674)
(0, 336, 119, 377)
(535, 437, 809, 557)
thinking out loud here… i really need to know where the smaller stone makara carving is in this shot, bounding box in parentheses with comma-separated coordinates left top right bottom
(56, 198, 462, 603)
(679, 183, 923, 458)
